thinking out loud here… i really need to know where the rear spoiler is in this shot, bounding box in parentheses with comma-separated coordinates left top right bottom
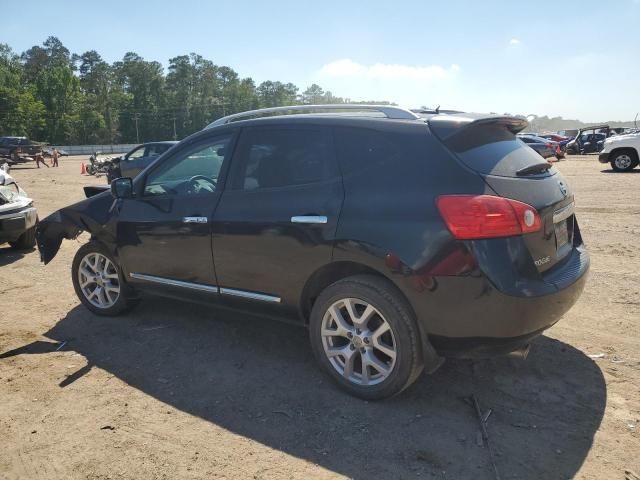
(427, 114, 529, 152)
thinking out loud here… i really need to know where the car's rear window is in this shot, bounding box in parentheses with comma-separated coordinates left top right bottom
(446, 125, 555, 178)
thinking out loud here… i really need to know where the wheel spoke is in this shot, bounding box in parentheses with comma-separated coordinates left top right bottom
(90, 254, 100, 272)
(343, 349, 357, 379)
(360, 360, 370, 385)
(326, 345, 349, 358)
(328, 305, 353, 337)
(363, 350, 391, 376)
(373, 339, 396, 360)
(344, 299, 376, 329)
(371, 322, 396, 359)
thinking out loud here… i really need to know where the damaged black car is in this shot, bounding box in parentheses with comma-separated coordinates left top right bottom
(37, 105, 589, 400)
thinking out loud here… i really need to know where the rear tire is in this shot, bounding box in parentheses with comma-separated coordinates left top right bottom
(71, 241, 136, 316)
(9, 224, 37, 250)
(610, 150, 638, 172)
(309, 274, 424, 400)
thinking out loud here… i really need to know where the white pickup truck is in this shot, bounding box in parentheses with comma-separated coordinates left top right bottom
(599, 132, 640, 172)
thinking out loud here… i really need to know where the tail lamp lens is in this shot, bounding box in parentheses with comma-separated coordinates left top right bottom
(436, 195, 541, 240)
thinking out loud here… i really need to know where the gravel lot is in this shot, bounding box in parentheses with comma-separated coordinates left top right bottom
(1, 155, 638, 480)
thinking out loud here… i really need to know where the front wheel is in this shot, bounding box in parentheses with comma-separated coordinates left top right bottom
(71, 241, 136, 315)
(309, 275, 424, 400)
(610, 152, 638, 172)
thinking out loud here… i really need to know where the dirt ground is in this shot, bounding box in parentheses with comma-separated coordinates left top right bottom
(0, 155, 638, 480)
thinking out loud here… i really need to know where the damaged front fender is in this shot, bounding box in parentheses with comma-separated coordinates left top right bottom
(36, 190, 118, 264)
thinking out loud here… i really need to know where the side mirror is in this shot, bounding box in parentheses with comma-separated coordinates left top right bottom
(111, 177, 133, 199)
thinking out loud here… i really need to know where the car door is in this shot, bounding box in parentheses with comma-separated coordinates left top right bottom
(211, 125, 343, 317)
(119, 145, 147, 178)
(116, 132, 235, 298)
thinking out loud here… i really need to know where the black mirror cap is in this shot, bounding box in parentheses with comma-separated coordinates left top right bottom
(110, 177, 133, 199)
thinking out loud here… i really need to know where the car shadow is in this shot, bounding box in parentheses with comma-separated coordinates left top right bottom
(600, 168, 640, 173)
(0, 245, 33, 266)
(1, 299, 606, 479)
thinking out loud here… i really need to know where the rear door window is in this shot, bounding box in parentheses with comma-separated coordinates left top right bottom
(333, 127, 402, 175)
(230, 127, 337, 190)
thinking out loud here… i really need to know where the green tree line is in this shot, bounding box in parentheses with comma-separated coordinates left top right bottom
(0, 37, 391, 145)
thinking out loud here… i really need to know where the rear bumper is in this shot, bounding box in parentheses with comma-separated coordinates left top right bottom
(405, 245, 589, 358)
(0, 206, 37, 243)
(598, 152, 610, 163)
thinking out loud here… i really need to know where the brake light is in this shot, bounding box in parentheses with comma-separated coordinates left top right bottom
(436, 195, 541, 239)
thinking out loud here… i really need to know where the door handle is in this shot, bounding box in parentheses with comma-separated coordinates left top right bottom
(183, 216, 208, 224)
(291, 215, 328, 224)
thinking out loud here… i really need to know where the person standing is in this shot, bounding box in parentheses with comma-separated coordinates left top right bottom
(35, 148, 49, 169)
(52, 148, 60, 167)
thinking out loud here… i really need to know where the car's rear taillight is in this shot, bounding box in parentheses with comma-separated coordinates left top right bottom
(436, 195, 541, 240)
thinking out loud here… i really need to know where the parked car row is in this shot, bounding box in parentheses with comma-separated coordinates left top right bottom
(517, 134, 563, 160)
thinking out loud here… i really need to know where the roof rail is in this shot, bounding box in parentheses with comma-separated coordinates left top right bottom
(205, 104, 420, 128)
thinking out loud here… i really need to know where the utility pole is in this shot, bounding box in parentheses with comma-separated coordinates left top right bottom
(171, 117, 177, 140)
(132, 113, 141, 143)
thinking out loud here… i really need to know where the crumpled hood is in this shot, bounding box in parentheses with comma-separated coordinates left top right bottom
(36, 190, 117, 264)
(0, 169, 34, 211)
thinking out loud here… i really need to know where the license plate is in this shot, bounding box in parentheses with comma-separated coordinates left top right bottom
(555, 220, 569, 249)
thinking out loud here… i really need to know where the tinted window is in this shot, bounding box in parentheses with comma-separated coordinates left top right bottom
(231, 127, 336, 190)
(127, 146, 145, 160)
(144, 135, 231, 196)
(146, 143, 172, 157)
(334, 127, 401, 175)
(449, 125, 555, 178)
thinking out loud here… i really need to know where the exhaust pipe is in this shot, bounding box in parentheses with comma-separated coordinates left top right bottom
(507, 344, 530, 360)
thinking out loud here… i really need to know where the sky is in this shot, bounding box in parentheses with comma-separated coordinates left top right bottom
(3, 0, 640, 122)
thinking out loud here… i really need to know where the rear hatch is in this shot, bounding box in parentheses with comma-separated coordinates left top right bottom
(429, 114, 575, 273)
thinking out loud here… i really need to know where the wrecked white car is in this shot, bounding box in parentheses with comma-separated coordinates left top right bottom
(0, 164, 38, 249)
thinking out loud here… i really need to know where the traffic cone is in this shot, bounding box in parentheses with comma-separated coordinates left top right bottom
(81, 161, 86, 175)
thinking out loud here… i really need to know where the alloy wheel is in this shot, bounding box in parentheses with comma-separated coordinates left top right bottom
(321, 298, 397, 386)
(614, 154, 632, 170)
(78, 252, 121, 309)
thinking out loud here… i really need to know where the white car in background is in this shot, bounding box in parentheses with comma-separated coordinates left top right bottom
(0, 163, 38, 249)
(599, 133, 640, 172)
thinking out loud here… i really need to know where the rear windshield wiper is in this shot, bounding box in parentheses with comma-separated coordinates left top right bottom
(516, 162, 552, 176)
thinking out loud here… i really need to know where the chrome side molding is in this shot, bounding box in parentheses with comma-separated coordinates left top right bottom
(220, 287, 281, 303)
(183, 216, 208, 224)
(291, 215, 328, 224)
(129, 273, 281, 303)
(129, 273, 219, 293)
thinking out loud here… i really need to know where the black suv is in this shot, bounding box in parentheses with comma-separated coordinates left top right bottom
(37, 105, 589, 399)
